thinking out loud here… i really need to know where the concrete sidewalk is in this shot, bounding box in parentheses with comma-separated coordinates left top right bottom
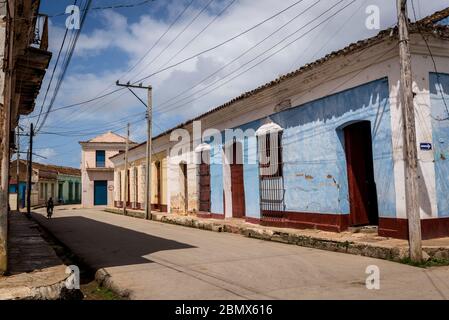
(0, 212, 69, 300)
(105, 208, 449, 263)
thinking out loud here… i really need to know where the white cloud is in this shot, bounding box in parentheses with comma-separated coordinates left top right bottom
(37, 148, 58, 162)
(25, 0, 449, 166)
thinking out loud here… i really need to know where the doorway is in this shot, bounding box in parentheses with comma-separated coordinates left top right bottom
(180, 163, 188, 212)
(94, 180, 108, 206)
(198, 150, 211, 212)
(230, 141, 245, 218)
(344, 121, 379, 226)
(155, 161, 162, 210)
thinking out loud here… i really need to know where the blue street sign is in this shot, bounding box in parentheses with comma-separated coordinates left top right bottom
(420, 143, 432, 151)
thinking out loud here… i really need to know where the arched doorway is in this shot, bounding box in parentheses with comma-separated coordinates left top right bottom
(343, 121, 379, 226)
(230, 140, 245, 218)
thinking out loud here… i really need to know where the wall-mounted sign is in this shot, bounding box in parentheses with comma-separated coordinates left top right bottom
(420, 143, 432, 151)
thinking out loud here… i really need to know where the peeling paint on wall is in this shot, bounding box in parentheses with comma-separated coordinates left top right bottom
(430, 72, 449, 217)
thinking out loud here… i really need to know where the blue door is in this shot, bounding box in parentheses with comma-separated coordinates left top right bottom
(20, 184, 26, 208)
(94, 180, 108, 205)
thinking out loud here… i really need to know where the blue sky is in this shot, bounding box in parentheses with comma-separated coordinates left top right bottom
(19, 0, 449, 168)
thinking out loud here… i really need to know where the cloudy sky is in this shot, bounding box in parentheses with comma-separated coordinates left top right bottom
(20, 0, 449, 168)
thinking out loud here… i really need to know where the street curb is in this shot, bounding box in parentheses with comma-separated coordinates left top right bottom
(104, 208, 449, 263)
(95, 268, 131, 299)
(0, 272, 68, 300)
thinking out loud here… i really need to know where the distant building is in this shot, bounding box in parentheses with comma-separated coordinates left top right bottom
(79, 131, 137, 208)
(9, 160, 81, 208)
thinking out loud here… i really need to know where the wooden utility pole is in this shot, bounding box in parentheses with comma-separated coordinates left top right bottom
(116, 82, 153, 220)
(16, 126, 20, 212)
(123, 123, 130, 216)
(145, 87, 153, 220)
(26, 124, 34, 216)
(397, 0, 422, 262)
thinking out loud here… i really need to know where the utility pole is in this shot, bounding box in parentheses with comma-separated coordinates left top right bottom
(16, 126, 20, 212)
(123, 123, 130, 216)
(146, 88, 153, 220)
(397, 0, 422, 262)
(26, 124, 34, 216)
(116, 81, 153, 220)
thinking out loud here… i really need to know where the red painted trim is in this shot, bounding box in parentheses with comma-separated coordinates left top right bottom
(245, 217, 261, 224)
(260, 210, 349, 232)
(379, 217, 449, 240)
(196, 212, 225, 219)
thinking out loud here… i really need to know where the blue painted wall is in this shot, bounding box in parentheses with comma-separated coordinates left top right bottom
(271, 78, 396, 217)
(207, 78, 396, 219)
(430, 72, 449, 217)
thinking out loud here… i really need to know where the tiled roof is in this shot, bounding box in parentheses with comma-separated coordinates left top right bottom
(17, 159, 81, 176)
(79, 131, 137, 144)
(115, 7, 449, 157)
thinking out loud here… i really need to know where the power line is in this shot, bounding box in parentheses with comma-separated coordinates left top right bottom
(118, 0, 196, 83)
(25, 0, 195, 122)
(156, 0, 237, 71)
(129, 0, 216, 82)
(156, 0, 316, 110)
(36, 0, 93, 134)
(410, 0, 449, 121)
(160, 0, 355, 114)
(54, 0, 197, 127)
(131, 0, 310, 84)
(35, 0, 78, 128)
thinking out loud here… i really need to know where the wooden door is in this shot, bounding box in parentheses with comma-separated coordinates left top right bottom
(230, 142, 245, 218)
(181, 163, 188, 212)
(344, 121, 379, 226)
(155, 161, 161, 209)
(199, 152, 211, 212)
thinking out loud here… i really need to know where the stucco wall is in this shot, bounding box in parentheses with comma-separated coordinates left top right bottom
(430, 72, 449, 218)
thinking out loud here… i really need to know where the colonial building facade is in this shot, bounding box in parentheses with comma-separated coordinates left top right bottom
(110, 9, 449, 240)
(80, 131, 137, 208)
(0, 0, 51, 273)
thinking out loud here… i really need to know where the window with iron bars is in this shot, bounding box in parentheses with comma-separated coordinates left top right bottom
(257, 132, 285, 215)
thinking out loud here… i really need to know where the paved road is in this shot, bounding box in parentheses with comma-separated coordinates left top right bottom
(32, 207, 449, 300)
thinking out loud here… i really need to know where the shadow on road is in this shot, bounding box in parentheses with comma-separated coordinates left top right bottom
(32, 213, 195, 269)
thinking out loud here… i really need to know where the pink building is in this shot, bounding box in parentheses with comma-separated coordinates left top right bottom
(80, 132, 137, 208)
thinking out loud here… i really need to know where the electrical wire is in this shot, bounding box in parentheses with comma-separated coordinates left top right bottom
(131, 0, 310, 84)
(128, 0, 215, 82)
(156, 0, 237, 71)
(24, 0, 310, 120)
(159, 0, 355, 114)
(411, 0, 449, 121)
(36, 0, 93, 134)
(156, 0, 316, 110)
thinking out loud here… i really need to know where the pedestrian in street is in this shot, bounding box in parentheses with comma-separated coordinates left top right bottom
(46, 197, 54, 219)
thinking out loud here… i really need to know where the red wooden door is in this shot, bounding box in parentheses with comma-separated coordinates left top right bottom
(231, 142, 245, 218)
(344, 122, 378, 226)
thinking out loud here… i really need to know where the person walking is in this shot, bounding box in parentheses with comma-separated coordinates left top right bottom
(46, 197, 54, 219)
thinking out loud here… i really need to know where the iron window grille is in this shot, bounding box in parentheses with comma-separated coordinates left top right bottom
(257, 132, 285, 215)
